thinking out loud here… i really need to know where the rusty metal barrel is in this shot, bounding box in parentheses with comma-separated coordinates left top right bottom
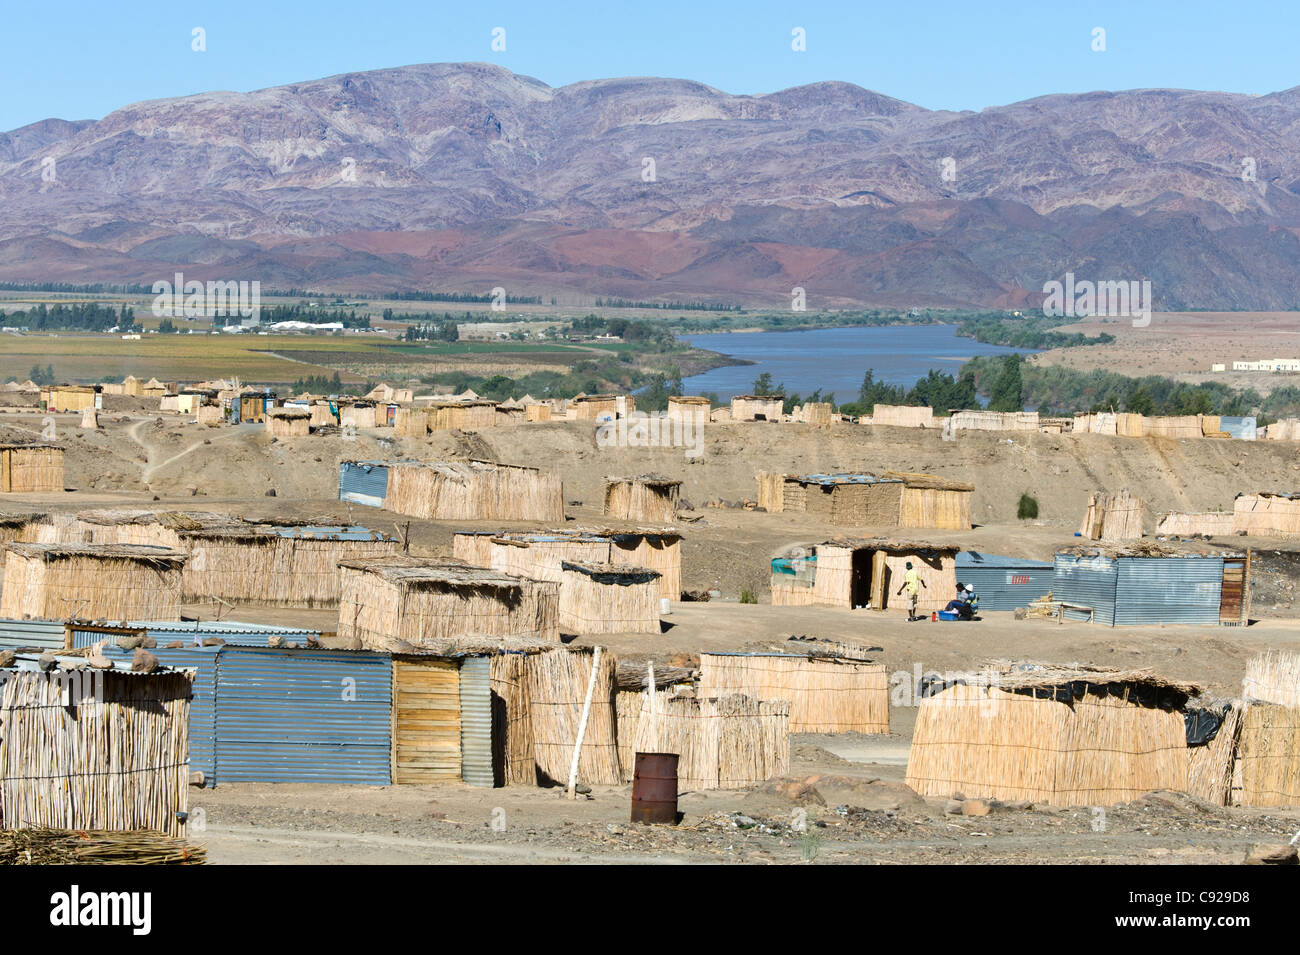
(630, 752, 679, 824)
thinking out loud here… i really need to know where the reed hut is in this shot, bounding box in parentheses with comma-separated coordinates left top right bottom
(0, 543, 186, 620)
(429, 400, 499, 431)
(1233, 492, 1300, 536)
(71, 508, 240, 549)
(905, 663, 1199, 806)
(572, 394, 633, 421)
(383, 460, 564, 522)
(525, 403, 552, 422)
(340, 401, 380, 429)
(1231, 701, 1300, 807)
(699, 651, 889, 734)
(793, 402, 833, 428)
(468, 531, 614, 583)
(1079, 490, 1145, 540)
(265, 407, 310, 437)
(730, 394, 784, 422)
(770, 538, 958, 614)
(309, 400, 338, 428)
(238, 392, 274, 424)
(666, 395, 710, 426)
(46, 385, 97, 413)
(0, 663, 192, 835)
(196, 403, 224, 427)
(1265, 419, 1300, 441)
(871, 404, 934, 428)
(603, 475, 680, 523)
(178, 524, 401, 607)
(1156, 511, 1235, 537)
(618, 691, 790, 789)
(757, 471, 971, 530)
(0, 511, 59, 546)
(392, 406, 429, 437)
(559, 561, 661, 634)
(0, 444, 63, 492)
(337, 556, 561, 649)
(607, 529, 681, 601)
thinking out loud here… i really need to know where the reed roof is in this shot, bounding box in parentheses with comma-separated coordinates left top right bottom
(821, 536, 961, 554)
(76, 509, 239, 530)
(605, 475, 682, 488)
(0, 443, 61, 452)
(0, 510, 46, 528)
(970, 661, 1201, 698)
(561, 560, 661, 584)
(267, 407, 310, 419)
(880, 470, 975, 492)
(4, 542, 187, 568)
(338, 555, 536, 591)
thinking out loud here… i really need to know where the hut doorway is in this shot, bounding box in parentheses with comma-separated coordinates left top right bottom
(850, 548, 873, 608)
(1220, 556, 1249, 625)
(869, 550, 891, 610)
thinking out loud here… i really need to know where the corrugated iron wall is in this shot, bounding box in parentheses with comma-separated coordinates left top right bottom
(213, 647, 392, 784)
(1114, 557, 1224, 626)
(955, 554, 1055, 612)
(0, 619, 68, 651)
(338, 462, 389, 507)
(459, 656, 494, 787)
(1052, 554, 1118, 625)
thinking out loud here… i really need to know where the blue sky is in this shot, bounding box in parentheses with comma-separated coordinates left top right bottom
(3, 0, 1297, 130)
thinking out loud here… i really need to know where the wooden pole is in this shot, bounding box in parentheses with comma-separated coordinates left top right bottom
(567, 646, 602, 800)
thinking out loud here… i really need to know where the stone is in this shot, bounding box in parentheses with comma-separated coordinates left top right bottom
(132, 649, 159, 673)
(1245, 844, 1298, 865)
(0, 649, 13, 668)
(202, 637, 226, 647)
(164, 641, 184, 649)
(961, 799, 992, 817)
(116, 634, 145, 651)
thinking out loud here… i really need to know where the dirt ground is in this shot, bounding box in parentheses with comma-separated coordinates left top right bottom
(6, 408, 1300, 863)
(1033, 311, 1300, 394)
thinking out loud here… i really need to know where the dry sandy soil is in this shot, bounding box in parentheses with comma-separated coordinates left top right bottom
(6, 408, 1300, 863)
(1034, 311, 1300, 394)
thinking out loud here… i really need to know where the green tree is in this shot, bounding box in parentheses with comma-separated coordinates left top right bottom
(987, 355, 1024, 412)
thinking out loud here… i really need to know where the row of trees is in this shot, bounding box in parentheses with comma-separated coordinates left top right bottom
(0, 303, 137, 332)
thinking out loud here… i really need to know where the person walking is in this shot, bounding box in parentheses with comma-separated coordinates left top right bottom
(896, 561, 925, 620)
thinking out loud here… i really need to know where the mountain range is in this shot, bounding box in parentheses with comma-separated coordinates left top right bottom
(3, 62, 1300, 309)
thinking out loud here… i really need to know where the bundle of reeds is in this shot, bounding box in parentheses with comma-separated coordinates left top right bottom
(337, 556, 561, 648)
(0, 828, 205, 864)
(0, 543, 186, 620)
(1243, 649, 1300, 707)
(1186, 701, 1242, 806)
(383, 461, 564, 522)
(0, 445, 64, 493)
(1156, 511, 1235, 537)
(602, 477, 680, 523)
(1079, 490, 1145, 540)
(525, 647, 621, 786)
(0, 669, 191, 835)
(905, 678, 1190, 805)
(698, 652, 889, 734)
(559, 561, 661, 634)
(491, 652, 537, 786)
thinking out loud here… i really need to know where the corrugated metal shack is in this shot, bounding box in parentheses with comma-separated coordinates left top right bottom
(1052, 547, 1250, 626)
(955, 552, 1055, 612)
(338, 461, 390, 507)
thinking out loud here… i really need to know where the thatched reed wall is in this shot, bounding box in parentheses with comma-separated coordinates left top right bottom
(309, 401, 337, 428)
(905, 679, 1190, 805)
(47, 387, 96, 413)
(429, 401, 499, 431)
(871, 404, 934, 428)
(572, 395, 633, 420)
(730, 395, 784, 422)
(793, 402, 833, 428)
(0, 543, 185, 620)
(0, 511, 64, 547)
(1146, 415, 1206, 439)
(451, 531, 497, 568)
(756, 472, 786, 512)
(602, 476, 680, 523)
(482, 533, 611, 583)
(71, 509, 240, 551)
(1233, 702, 1300, 808)
(526, 647, 621, 786)
(609, 532, 681, 601)
(559, 561, 661, 634)
(1233, 493, 1300, 536)
(949, 410, 1039, 431)
(490, 652, 537, 785)
(1156, 511, 1235, 537)
(698, 652, 889, 734)
(525, 404, 552, 422)
(1186, 702, 1242, 806)
(666, 396, 710, 426)
(0, 445, 64, 493)
(340, 402, 381, 429)
(1243, 649, 1300, 708)
(337, 556, 561, 649)
(384, 461, 564, 522)
(196, 404, 223, 427)
(889, 473, 973, 530)
(392, 407, 428, 437)
(179, 527, 401, 607)
(1079, 490, 1145, 540)
(1265, 418, 1300, 441)
(265, 409, 310, 437)
(617, 690, 790, 789)
(0, 668, 191, 835)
